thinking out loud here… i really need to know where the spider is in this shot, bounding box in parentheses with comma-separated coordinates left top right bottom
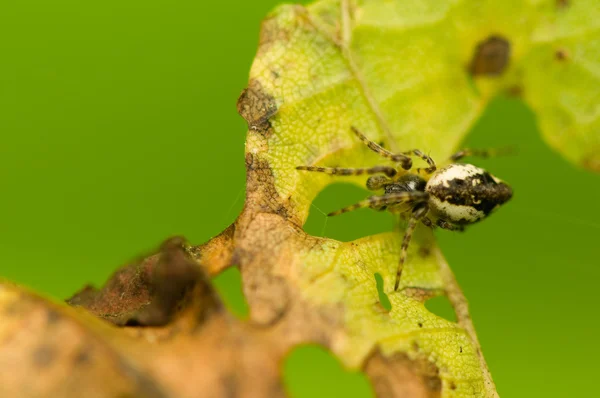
(297, 126, 513, 291)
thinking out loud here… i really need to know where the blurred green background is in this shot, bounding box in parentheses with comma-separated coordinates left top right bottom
(1, 1, 598, 397)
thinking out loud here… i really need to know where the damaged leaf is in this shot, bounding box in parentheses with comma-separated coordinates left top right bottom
(1, 1, 598, 398)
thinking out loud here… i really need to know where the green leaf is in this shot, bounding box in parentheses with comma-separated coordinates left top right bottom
(236, 1, 599, 396)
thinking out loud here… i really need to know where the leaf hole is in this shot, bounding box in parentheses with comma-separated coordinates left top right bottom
(283, 344, 374, 398)
(303, 183, 393, 241)
(374, 273, 391, 312)
(211, 266, 249, 319)
(424, 295, 457, 323)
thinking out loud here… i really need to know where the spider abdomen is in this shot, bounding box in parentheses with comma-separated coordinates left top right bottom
(425, 164, 512, 225)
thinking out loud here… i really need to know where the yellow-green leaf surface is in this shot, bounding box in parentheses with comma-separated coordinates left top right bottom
(238, 0, 599, 396)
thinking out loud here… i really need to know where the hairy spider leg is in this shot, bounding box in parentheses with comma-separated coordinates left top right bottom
(395, 205, 429, 291)
(366, 175, 394, 191)
(401, 149, 436, 174)
(450, 147, 515, 162)
(436, 219, 464, 231)
(327, 192, 428, 217)
(420, 217, 435, 229)
(296, 165, 397, 177)
(351, 126, 437, 174)
(421, 217, 464, 231)
(350, 126, 412, 170)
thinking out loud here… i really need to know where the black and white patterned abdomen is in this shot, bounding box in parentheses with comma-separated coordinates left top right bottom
(425, 164, 512, 225)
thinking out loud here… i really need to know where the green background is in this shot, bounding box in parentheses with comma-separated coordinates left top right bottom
(1, 1, 599, 397)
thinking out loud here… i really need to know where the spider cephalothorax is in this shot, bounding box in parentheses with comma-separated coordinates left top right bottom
(297, 127, 512, 290)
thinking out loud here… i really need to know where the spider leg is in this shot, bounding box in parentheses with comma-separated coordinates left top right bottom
(327, 192, 428, 217)
(394, 205, 429, 291)
(350, 126, 437, 173)
(436, 219, 464, 232)
(402, 149, 436, 174)
(450, 147, 515, 162)
(420, 217, 464, 231)
(350, 126, 412, 170)
(296, 165, 397, 177)
(421, 217, 434, 229)
(366, 175, 394, 191)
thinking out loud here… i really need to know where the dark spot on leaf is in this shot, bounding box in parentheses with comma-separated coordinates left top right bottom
(74, 348, 92, 365)
(237, 79, 278, 134)
(507, 85, 523, 97)
(2, 301, 19, 317)
(450, 382, 457, 390)
(403, 287, 444, 302)
(418, 322, 423, 328)
(256, 11, 292, 57)
(46, 309, 60, 325)
(459, 346, 463, 353)
(555, 48, 569, 61)
(582, 155, 600, 173)
(33, 344, 56, 369)
(557, 0, 569, 8)
(244, 152, 294, 222)
(364, 350, 442, 396)
(469, 35, 510, 77)
(221, 373, 238, 398)
(418, 247, 431, 258)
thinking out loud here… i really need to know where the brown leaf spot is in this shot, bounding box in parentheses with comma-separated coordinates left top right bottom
(418, 246, 431, 258)
(364, 351, 441, 398)
(555, 48, 569, 62)
(237, 79, 278, 134)
(74, 348, 92, 365)
(2, 301, 20, 317)
(256, 11, 292, 57)
(373, 301, 391, 314)
(469, 35, 511, 77)
(32, 344, 57, 369)
(46, 309, 60, 325)
(403, 287, 443, 302)
(507, 85, 523, 97)
(582, 155, 600, 173)
(244, 153, 293, 222)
